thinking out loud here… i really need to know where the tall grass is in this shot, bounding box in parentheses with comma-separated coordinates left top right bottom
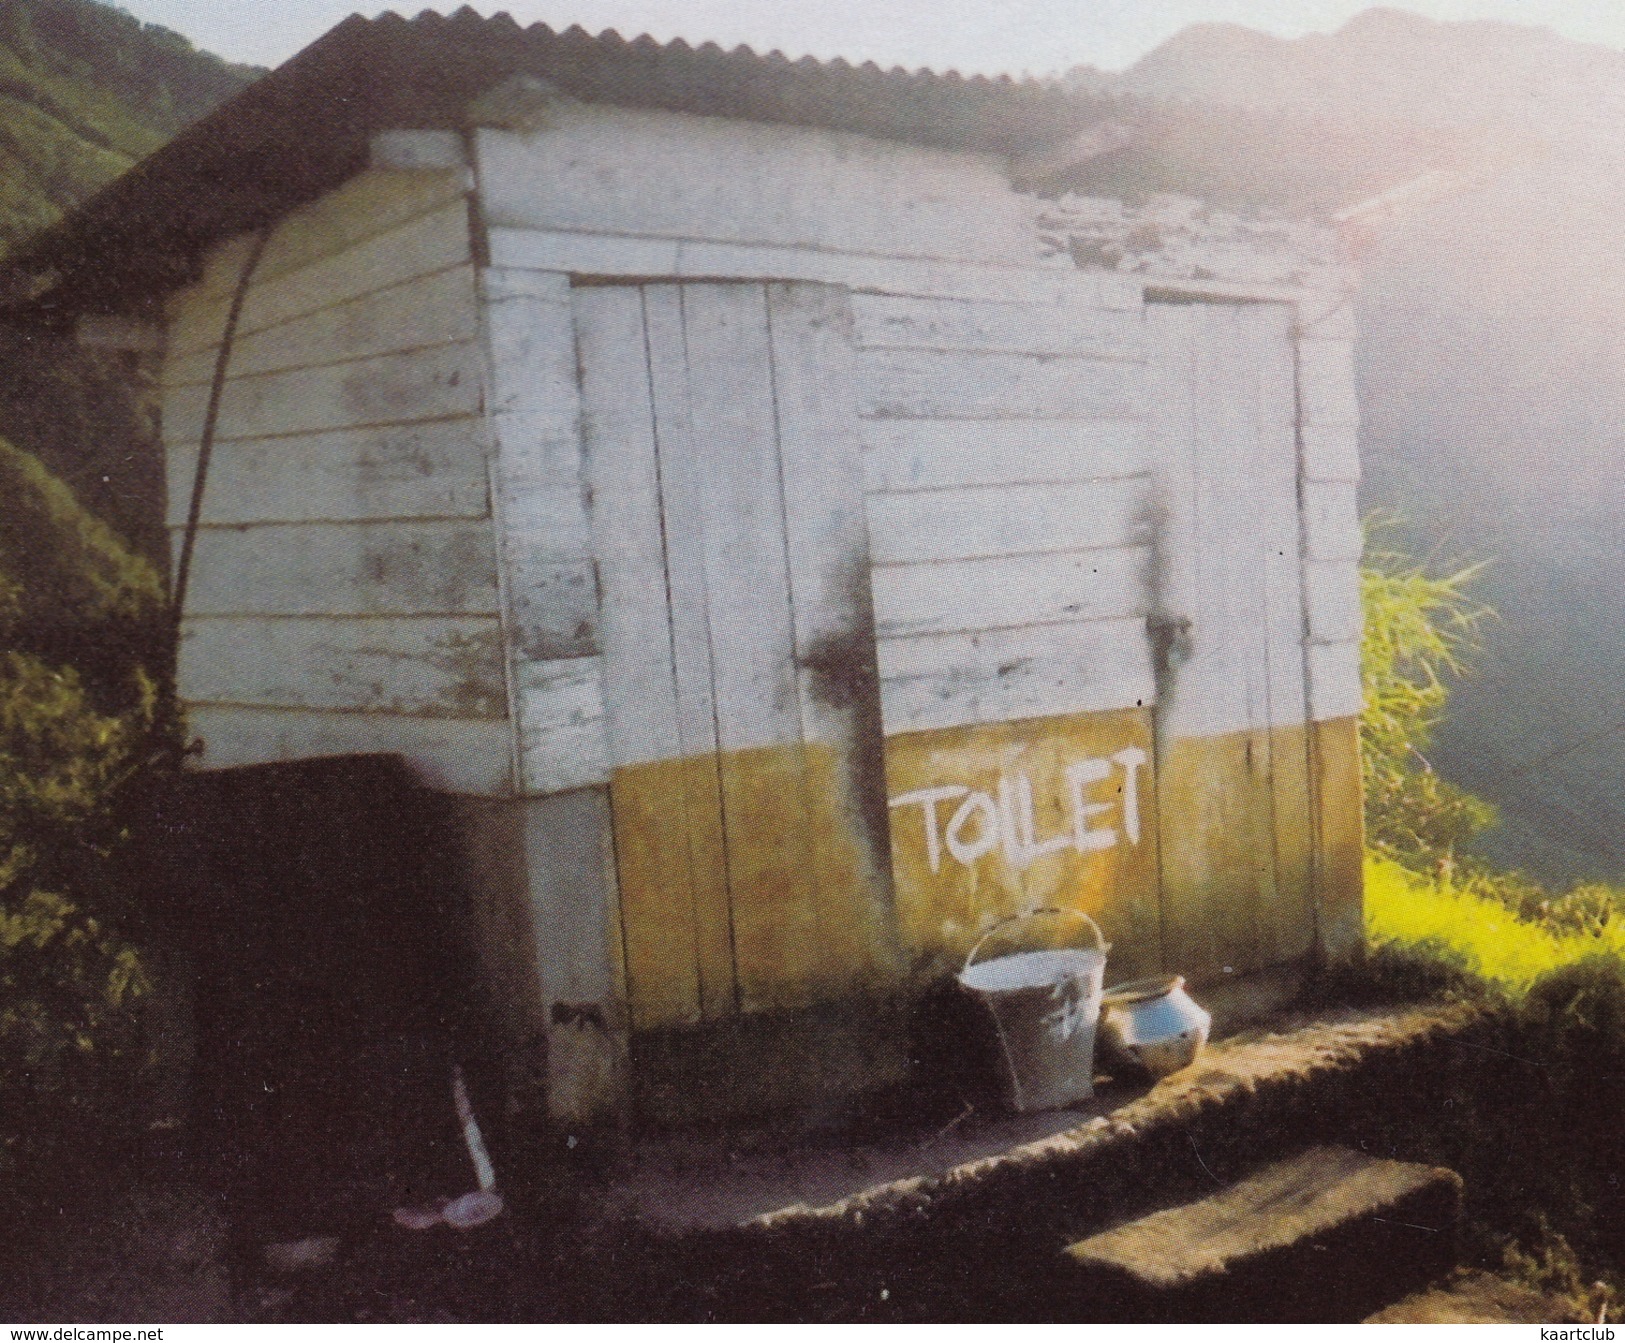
(1363, 854, 1623, 996)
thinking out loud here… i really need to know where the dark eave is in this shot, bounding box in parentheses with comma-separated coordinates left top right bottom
(5, 7, 1152, 325)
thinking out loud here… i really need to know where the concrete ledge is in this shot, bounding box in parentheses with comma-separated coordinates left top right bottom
(571, 1000, 1485, 1320)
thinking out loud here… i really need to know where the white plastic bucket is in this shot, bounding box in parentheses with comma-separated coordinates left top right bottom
(956, 909, 1109, 1112)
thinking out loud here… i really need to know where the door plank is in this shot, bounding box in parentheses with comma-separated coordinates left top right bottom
(680, 283, 824, 1011)
(644, 285, 737, 1019)
(1149, 303, 1311, 980)
(575, 284, 702, 1028)
(767, 281, 896, 985)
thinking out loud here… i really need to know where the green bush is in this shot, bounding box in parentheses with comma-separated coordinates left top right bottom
(0, 434, 166, 687)
(1359, 524, 1496, 865)
(0, 437, 169, 1160)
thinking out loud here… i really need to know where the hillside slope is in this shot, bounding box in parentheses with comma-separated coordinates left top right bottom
(1073, 8, 1625, 884)
(0, 0, 256, 251)
(0, 0, 256, 558)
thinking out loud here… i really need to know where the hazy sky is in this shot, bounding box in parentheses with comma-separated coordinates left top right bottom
(110, 1, 1625, 76)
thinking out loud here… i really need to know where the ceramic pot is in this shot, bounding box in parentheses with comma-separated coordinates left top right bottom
(1098, 974, 1211, 1078)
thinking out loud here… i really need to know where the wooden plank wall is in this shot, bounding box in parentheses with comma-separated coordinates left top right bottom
(466, 105, 1365, 1020)
(161, 164, 511, 795)
(1296, 297, 1366, 961)
(1145, 302, 1314, 979)
(852, 289, 1163, 975)
(472, 105, 1166, 986)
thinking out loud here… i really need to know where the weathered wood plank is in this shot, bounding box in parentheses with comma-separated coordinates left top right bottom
(865, 477, 1154, 565)
(163, 264, 479, 388)
(168, 203, 472, 356)
(862, 418, 1148, 493)
(883, 707, 1162, 981)
(1305, 559, 1363, 644)
(176, 519, 501, 618)
(1312, 715, 1365, 963)
(485, 226, 1104, 307)
(1147, 301, 1316, 978)
(1303, 480, 1363, 562)
(575, 284, 685, 770)
(178, 615, 505, 717)
(767, 280, 896, 983)
(187, 168, 469, 301)
(1307, 640, 1363, 722)
(483, 267, 601, 677)
(871, 546, 1152, 639)
(166, 418, 490, 526)
(575, 283, 704, 1027)
(644, 284, 735, 1019)
(164, 341, 483, 445)
(682, 282, 825, 1011)
(514, 656, 610, 795)
(1148, 301, 1306, 740)
(1301, 423, 1361, 483)
(475, 110, 1033, 266)
(876, 617, 1155, 735)
(184, 704, 512, 796)
(1297, 336, 1360, 426)
(859, 349, 1140, 420)
(851, 293, 1143, 360)
(502, 561, 600, 660)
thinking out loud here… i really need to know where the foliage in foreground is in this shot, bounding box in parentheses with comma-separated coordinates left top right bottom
(1356, 537, 1625, 1307)
(0, 436, 170, 1153)
(1364, 854, 1625, 997)
(1359, 528, 1495, 866)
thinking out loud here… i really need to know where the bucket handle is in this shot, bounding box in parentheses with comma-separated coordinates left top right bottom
(962, 907, 1107, 977)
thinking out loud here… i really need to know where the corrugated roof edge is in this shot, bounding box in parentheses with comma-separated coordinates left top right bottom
(2, 6, 1156, 326)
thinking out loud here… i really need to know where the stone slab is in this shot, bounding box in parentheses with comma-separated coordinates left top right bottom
(1062, 1145, 1462, 1321)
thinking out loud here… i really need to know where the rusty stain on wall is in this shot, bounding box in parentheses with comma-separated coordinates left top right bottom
(610, 739, 897, 1031)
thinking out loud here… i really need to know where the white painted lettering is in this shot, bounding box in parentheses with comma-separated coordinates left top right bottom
(1112, 747, 1149, 845)
(1065, 758, 1117, 852)
(945, 791, 1001, 866)
(890, 746, 1149, 874)
(1020, 772, 1074, 862)
(888, 785, 968, 873)
(996, 776, 1025, 867)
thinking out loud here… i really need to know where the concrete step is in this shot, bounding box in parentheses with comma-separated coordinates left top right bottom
(1060, 1145, 1463, 1323)
(1366, 1269, 1580, 1323)
(569, 1002, 1485, 1319)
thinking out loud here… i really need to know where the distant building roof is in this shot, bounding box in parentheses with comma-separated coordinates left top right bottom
(4, 6, 1474, 327)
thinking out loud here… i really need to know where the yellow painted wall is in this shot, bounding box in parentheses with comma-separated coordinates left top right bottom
(611, 740, 896, 1030)
(1312, 715, 1365, 962)
(883, 708, 1163, 982)
(609, 708, 1364, 1030)
(1156, 723, 1317, 980)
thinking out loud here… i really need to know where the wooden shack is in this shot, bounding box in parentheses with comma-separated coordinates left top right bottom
(12, 12, 1365, 1125)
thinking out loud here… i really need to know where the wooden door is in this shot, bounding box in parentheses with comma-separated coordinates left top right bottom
(1146, 301, 1315, 977)
(574, 282, 895, 1031)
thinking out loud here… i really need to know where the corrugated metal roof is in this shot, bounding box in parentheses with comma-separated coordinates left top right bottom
(3, 7, 1474, 325)
(5, 7, 1154, 323)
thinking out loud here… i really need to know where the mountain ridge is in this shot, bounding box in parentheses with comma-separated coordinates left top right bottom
(1075, 8, 1625, 885)
(0, 0, 258, 252)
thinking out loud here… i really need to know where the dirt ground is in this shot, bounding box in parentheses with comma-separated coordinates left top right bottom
(5, 999, 1515, 1323)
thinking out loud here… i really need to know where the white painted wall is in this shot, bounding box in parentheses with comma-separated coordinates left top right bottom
(472, 103, 1164, 771)
(161, 100, 1363, 804)
(161, 161, 509, 795)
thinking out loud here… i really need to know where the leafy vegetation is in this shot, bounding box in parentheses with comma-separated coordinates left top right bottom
(0, 433, 170, 1174)
(1354, 526, 1625, 1312)
(0, 0, 258, 560)
(1359, 526, 1496, 867)
(0, 0, 257, 251)
(1364, 854, 1620, 996)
